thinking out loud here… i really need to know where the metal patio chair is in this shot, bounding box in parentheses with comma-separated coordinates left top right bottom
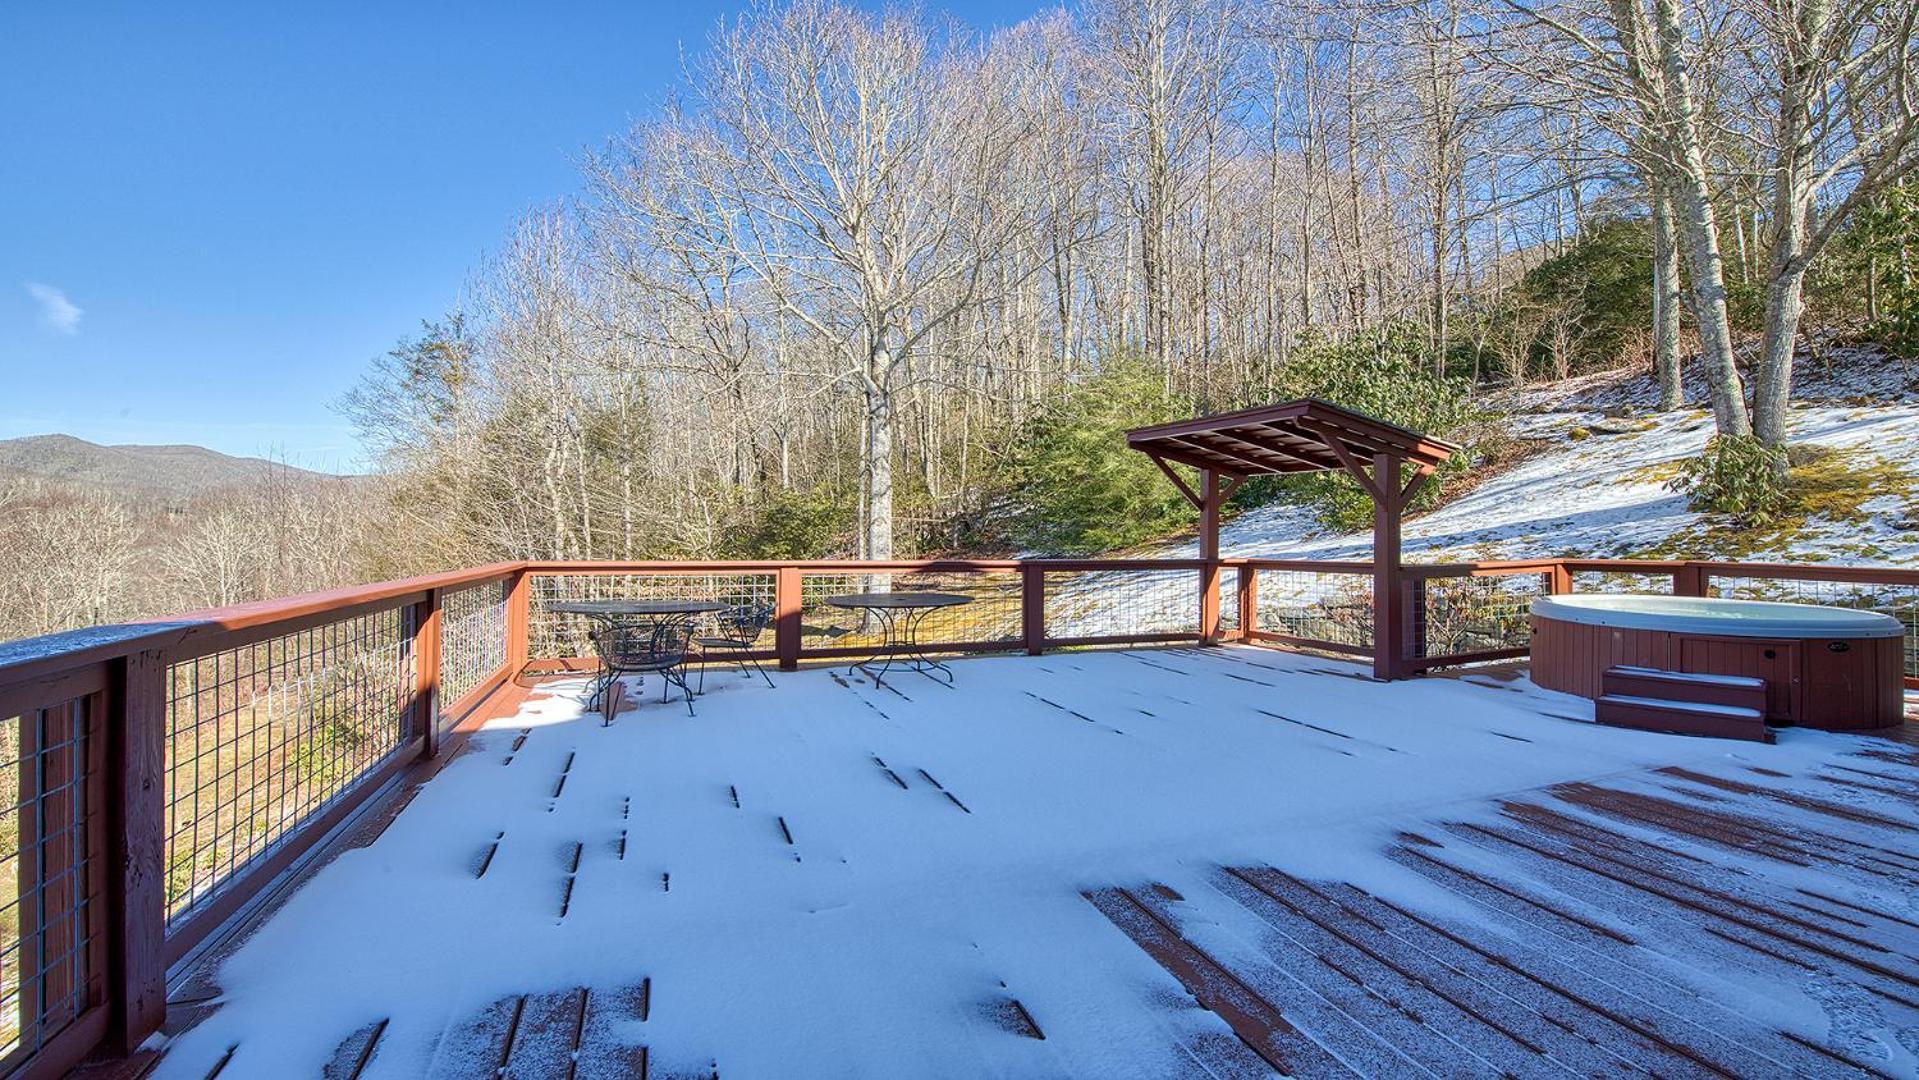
(697, 602, 776, 692)
(590, 621, 695, 717)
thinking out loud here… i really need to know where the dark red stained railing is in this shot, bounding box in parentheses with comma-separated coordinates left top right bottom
(0, 553, 1911, 1076)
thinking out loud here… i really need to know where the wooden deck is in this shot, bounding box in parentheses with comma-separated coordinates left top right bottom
(147, 650, 1918, 1079)
(1091, 754, 1919, 1077)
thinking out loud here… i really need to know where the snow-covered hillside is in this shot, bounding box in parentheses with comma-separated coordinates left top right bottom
(1105, 395, 1911, 567)
(1140, 402, 1919, 567)
(1042, 395, 1918, 642)
(1130, 345, 1919, 567)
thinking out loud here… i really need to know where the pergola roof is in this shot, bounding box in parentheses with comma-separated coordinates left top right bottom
(1125, 398, 1460, 478)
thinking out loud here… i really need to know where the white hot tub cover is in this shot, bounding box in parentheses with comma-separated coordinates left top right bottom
(1529, 593, 1904, 639)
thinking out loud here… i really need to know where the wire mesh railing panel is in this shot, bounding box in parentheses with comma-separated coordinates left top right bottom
(439, 580, 508, 721)
(798, 571, 1022, 650)
(1569, 570, 1675, 595)
(1707, 575, 1919, 679)
(1415, 572, 1549, 659)
(164, 610, 413, 924)
(0, 690, 103, 1068)
(529, 573, 779, 659)
(1218, 574, 1239, 635)
(1253, 569, 1373, 650)
(1043, 567, 1202, 641)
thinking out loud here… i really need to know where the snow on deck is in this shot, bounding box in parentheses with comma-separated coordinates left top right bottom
(153, 649, 1919, 1078)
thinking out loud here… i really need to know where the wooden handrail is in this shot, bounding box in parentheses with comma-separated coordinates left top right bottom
(1689, 560, 1919, 585)
(160, 562, 525, 631)
(8, 554, 1906, 661)
(1402, 561, 1562, 579)
(1550, 556, 1919, 585)
(7, 554, 1914, 685)
(0, 549, 1914, 1078)
(526, 557, 1210, 573)
(0, 563, 523, 683)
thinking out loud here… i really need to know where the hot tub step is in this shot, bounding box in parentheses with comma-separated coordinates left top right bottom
(1603, 666, 1769, 715)
(1596, 693, 1773, 743)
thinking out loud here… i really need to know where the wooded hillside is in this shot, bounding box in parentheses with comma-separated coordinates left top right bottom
(342, 0, 1919, 572)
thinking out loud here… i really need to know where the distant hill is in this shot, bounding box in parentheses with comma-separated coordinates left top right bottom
(0, 434, 344, 502)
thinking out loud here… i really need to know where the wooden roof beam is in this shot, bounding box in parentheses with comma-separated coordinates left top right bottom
(1158, 435, 1275, 475)
(1139, 445, 1251, 479)
(1149, 455, 1204, 509)
(1198, 428, 1331, 471)
(1127, 399, 1459, 460)
(1300, 419, 1388, 502)
(1239, 423, 1345, 468)
(1400, 461, 1439, 503)
(1303, 412, 1455, 466)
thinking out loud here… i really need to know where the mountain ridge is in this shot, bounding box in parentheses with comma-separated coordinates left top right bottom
(0, 433, 345, 501)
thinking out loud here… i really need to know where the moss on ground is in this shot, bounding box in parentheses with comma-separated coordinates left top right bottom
(1622, 458, 1687, 486)
(1631, 444, 1916, 560)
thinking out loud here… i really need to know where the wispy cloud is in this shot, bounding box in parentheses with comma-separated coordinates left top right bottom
(24, 282, 82, 335)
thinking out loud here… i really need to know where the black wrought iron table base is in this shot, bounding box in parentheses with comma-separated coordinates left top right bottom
(840, 604, 960, 688)
(545, 600, 725, 711)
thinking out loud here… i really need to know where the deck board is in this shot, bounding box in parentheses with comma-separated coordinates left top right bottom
(1088, 756, 1916, 1078)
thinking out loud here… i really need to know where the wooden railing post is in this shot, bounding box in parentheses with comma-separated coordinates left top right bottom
(1547, 562, 1573, 594)
(775, 565, 803, 671)
(505, 569, 531, 676)
(1236, 563, 1257, 641)
(108, 649, 167, 1055)
(1022, 564, 1045, 655)
(412, 590, 443, 760)
(1673, 563, 1707, 597)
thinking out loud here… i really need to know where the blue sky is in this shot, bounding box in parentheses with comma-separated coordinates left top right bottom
(0, 2, 1043, 472)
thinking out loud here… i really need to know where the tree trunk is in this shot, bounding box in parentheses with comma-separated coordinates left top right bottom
(863, 371, 895, 562)
(1754, 203, 1809, 451)
(1753, 56, 1817, 457)
(1651, 182, 1684, 410)
(1670, 171, 1749, 434)
(1653, 0, 1750, 436)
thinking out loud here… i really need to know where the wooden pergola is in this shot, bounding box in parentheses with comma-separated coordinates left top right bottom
(1126, 399, 1461, 680)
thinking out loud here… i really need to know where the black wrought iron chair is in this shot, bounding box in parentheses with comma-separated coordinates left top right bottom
(590, 621, 695, 717)
(696, 602, 776, 691)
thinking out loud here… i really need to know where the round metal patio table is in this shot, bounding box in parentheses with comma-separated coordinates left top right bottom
(548, 599, 725, 706)
(825, 592, 974, 688)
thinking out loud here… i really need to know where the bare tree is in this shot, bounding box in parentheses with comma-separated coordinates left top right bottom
(1087, 0, 1250, 386)
(609, 1, 1045, 558)
(1731, 0, 1919, 450)
(1491, 0, 1752, 432)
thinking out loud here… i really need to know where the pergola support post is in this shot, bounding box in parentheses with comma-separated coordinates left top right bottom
(1371, 453, 1408, 680)
(1199, 469, 1223, 644)
(1127, 399, 1457, 678)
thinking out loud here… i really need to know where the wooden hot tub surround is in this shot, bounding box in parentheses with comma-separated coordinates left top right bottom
(1529, 594, 1906, 730)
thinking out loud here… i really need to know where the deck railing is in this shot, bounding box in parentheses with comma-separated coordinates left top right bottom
(1237, 560, 1375, 657)
(1401, 558, 1919, 681)
(0, 553, 1912, 1076)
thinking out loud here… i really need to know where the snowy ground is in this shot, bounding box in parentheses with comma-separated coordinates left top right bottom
(1153, 402, 1919, 567)
(1037, 401, 1919, 642)
(150, 650, 1913, 1078)
(1496, 343, 1919, 411)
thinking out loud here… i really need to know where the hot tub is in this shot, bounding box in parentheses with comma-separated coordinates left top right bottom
(1529, 594, 1905, 730)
